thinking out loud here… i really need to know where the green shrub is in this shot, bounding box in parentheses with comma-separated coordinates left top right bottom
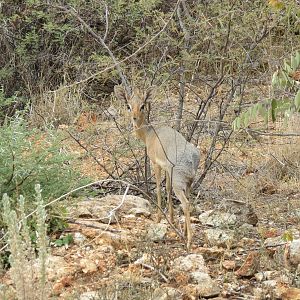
(0, 117, 89, 225)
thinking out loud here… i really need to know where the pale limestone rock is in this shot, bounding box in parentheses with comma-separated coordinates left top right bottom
(152, 287, 183, 300)
(147, 223, 168, 240)
(289, 239, 300, 266)
(204, 228, 235, 247)
(69, 195, 151, 224)
(79, 291, 99, 300)
(199, 210, 237, 228)
(172, 254, 208, 273)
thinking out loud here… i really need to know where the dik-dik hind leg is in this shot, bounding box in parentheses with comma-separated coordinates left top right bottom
(184, 181, 193, 236)
(174, 188, 192, 251)
(153, 164, 162, 222)
(166, 172, 174, 224)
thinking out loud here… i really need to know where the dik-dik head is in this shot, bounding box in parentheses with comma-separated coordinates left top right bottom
(114, 85, 155, 128)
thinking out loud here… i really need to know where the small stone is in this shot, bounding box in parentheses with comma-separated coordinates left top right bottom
(199, 210, 237, 228)
(222, 260, 236, 270)
(204, 228, 235, 247)
(152, 287, 183, 300)
(264, 236, 285, 247)
(147, 223, 168, 241)
(191, 272, 220, 297)
(262, 279, 277, 288)
(235, 251, 260, 277)
(128, 207, 151, 217)
(73, 232, 86, 245)
(172, 254, 208, 273)
(80, 291, 99, 300)
(255, 271, 277, 282)
(289, 239, 300, 266)
(80, 258, 98, 274)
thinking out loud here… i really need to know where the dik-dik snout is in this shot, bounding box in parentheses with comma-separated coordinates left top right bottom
(128, 100, 146, 128)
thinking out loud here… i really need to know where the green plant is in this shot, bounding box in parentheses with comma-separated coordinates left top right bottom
(233, 51, 300, 130)
(2, 184, 49, 300)
(0, 117, 89, 227)
(53, 234, 74, 247)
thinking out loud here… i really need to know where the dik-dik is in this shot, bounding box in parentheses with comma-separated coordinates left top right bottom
(115, 86, 200, 250)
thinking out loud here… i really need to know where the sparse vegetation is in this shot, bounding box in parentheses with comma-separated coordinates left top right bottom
(2, 185, 49, 300)
(0, 0, 299, 299)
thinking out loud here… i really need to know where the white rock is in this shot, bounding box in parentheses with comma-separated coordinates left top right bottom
(80, 291, 99, 300)
(204, 228, 235, 247)
(191, 272, 220, 297)
(134, 253, 152, 265)
(199, 210, 237, 227)
(128, 207, 151, 217)
(147, 223, 168, 240)
(69, 195, 151, 224)
(290, 239, 300, 266)
(172, 254, 208, 273)
(80, 258, 98, 274)
(262, 280, 277, 288)
(73, 232, 86, 245)
(264, 236, 285, 247)
(152, 287, 182, 300)
(255, 271, 277, 282)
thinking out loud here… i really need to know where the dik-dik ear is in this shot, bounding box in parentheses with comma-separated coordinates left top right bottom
(144, 86, 156, 103)
(114, 85, 128, 102)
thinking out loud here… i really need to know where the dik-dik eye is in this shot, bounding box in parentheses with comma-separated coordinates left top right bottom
(126, 104, 131, 111)
(140, 103, 145, 111)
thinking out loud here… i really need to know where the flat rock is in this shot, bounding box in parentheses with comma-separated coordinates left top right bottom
(191, 272, 220, 297)
(235, 251, 260, 277)
(289, 239, 300, 266)
(222, 260, 236, 270)
(152, 287, 183, 300)
(198, 200, 258, 227)
(80, 258, 98, 274)
(199, 210, 237, 228)
(73, 232, 86, 245)
(183, 282, 220, 299)
(79, 291, 99, 300)
(69, 195, 151, 224)
(147, 223, 168, 241)
(172, 254, 208, 273)
(204, 228, 235, 247)
(128, 207, 151, 217)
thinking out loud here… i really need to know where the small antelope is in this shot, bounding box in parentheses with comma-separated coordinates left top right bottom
(114, 85, 200, 250)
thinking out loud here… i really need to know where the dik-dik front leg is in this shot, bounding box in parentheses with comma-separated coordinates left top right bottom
(166, 172, 174, 224)
(153, 164, 162, 222)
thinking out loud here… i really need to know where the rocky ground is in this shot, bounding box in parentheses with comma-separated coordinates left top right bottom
(1, 101, 300, 299)
(1, 190, 299, 299)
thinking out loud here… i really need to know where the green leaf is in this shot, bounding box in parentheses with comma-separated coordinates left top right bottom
(243, 111, 250, 127)
(295, 90, 300, 109)
(291, 53, 298, 70)
(282, 230, 294, 242)
(295, 51, 300, 67)
(271, 71, 279, 87)
(283, 61, 292, 74)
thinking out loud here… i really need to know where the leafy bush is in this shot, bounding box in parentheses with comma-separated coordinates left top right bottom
(0, 117, 88, 223)
(233, 51, 300, 130)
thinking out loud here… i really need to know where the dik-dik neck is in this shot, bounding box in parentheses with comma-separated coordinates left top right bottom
(134, 121, 153, 144)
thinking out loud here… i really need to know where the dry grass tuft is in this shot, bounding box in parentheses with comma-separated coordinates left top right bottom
(30, 86, 83, 127)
